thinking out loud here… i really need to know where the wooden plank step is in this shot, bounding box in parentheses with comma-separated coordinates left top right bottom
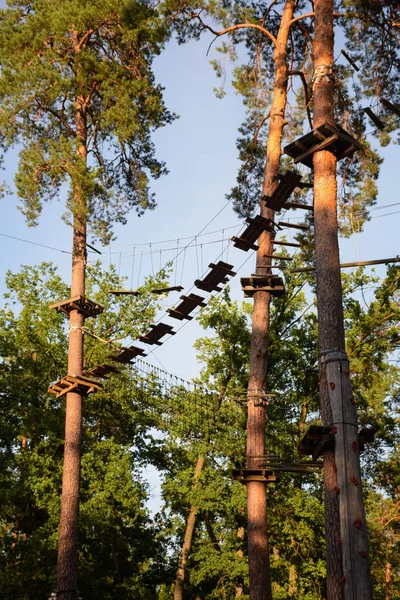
(284, 124, 364, 168)
(364, 107, 385, 130)
(110, 345, 146, 363)
(285, 202, 314, 211)
(139, 323, 175, 346)
(49, 295, 104, 318)
(264, 254, 294, 261)
(83, 364, 120, 378)
(151, 286, 184, 294)
(167, 293, 207, 321)
(232, 215, 274, 252)
(279, 221, 310, 231)
(263, 171, 303, 211)
(108, 289, 139, 296)
(48, 375, 102, 398)
(241, 275, 285, 298)
(232, 468, 278, 483)
(273, 240, 301, 248)
(195, 261, 236, 293)
(381, 97, 400, 118)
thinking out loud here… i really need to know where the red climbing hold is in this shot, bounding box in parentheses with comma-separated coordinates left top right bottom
(340, 576, 346, 583)
(350, 395, 356, 405)
(334, 485, 340, 494)
(352, 441, 358, 452)
(330, 382, 336, 390)
(359, 551, 367, 559)
(354, 519, 362, 529)
(344, 370, 350, 377)
(350, 476, 359, 485)
(332, 425, 338, 435)
(338, 538, 342, 545)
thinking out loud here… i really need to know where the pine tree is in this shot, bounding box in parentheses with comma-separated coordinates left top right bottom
(0, 261, 172, 599)
(0, 2, 174, 597)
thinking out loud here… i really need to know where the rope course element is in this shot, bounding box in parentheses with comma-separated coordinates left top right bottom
(124, 359, 243, 439)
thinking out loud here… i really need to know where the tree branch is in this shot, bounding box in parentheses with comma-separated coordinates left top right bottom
(288, 70, 313, 129)
(289, 12, 315, 26)
(187, 12, 277, 47)
(253, 110, 271, 143)
(289, 11, 343, 26)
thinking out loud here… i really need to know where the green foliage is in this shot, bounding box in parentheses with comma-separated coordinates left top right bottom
(0, 262, 172, 599)
(158, 265, 399, 598)
(0, 0, 175, 242)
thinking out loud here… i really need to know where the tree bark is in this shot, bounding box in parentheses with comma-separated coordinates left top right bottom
(246, 3, 296, 600)
(235, 524, 245, 596)
(313, 2, 372, 598)
(173, 455, 206, 600)
(385, 560, 391, 600)
(288, 556, 298, 598)
(56, 100, 88, 600)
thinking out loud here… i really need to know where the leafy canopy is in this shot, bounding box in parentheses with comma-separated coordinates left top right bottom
(0, 0, 175, 242)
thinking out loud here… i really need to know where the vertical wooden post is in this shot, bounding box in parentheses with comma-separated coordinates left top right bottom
(312, 1, 373, 598)
(246, 3, 296, 599)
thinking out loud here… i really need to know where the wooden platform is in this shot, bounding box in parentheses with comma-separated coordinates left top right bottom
(241, 275, 285, 297)
(232, 468, 278, 483)
(195, 261, 236, 293)
(110, 345, 146, 363)
(249, 455, 323, 474)
(151, 286, 184, 294)
(299, 424, 377, 458)
(167, 293, 206, 321)
(284, 124, 364, 168)
(358, 426, 378, 450)
(48, 375, 102, 398)
(298, 425, 334, 460)
(83, 364, 119, 378)
(232, 215, 274, 252)
(49, 295, 104, 318)
(263, 171, 303, 211)
(139, 323, 175, 346)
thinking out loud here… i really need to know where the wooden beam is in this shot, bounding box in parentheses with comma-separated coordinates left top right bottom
(290, 256, 400, 273)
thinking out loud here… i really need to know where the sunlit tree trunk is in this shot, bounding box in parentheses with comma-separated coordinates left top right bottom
(173, 455, 206, 600)
(246, 3, 296, 599)
(56, 98, 87, 600)
(313, 1, 372, 598)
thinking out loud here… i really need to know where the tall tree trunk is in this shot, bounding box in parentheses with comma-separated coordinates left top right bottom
(173, 383, 229, 599)
(296, 401, 308, 447)
(174, 455, 206, 600)
(385, 560, 391, 600)
(235, 524, 245, 596)
(288, 556, 298, 598)
(56, 100, 88, 600)
(246, 3, 296, 599)
(313, 2, 372, 598)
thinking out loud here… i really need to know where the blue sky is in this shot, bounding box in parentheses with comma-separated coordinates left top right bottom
(0, 11, 398, 383)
